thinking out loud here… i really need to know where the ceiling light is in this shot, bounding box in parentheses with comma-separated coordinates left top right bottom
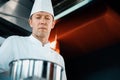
(54, 0, 92, 20)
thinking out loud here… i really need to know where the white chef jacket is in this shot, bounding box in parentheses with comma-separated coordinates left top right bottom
(0, 35, 67, 80)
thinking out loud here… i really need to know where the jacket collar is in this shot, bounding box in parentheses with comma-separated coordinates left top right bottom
(29, 35, 51, 48)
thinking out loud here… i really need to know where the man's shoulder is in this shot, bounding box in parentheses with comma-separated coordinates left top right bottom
(2, 35, 29, 45)
(50, 49, 63, 58)
(50, 49, 65, 66)
(6, 35, 29, 41)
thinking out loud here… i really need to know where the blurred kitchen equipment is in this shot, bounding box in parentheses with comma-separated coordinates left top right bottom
(9, 59, 63, 80)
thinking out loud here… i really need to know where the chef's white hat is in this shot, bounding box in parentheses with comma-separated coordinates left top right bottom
(30, 0, 54, 17)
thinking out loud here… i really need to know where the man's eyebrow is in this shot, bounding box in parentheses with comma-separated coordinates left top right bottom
(46, 15, 51, 17)
(35, 14, 41, 16)
(35, 14, 51, 17)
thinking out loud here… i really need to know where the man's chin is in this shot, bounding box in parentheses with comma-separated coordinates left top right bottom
(37, 33, 47, 37)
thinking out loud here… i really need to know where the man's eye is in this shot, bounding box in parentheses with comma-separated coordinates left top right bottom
(45, 17, 50, 20)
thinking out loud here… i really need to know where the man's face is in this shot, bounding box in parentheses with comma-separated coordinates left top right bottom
(29, 11, 55, 38)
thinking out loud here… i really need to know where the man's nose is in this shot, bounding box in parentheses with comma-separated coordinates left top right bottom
(40, 17, 46, 24)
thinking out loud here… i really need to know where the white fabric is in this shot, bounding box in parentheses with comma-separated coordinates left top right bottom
(0, 37, 5, 46)
(0, 35, 67, 80)
(30, 0, 54, 17)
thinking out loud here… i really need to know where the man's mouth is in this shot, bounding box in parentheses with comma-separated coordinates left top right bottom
(40, 27, 46, 29)
(38, 27, 47, 30)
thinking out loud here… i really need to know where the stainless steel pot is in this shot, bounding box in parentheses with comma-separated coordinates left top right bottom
(9, 59, 63, 80)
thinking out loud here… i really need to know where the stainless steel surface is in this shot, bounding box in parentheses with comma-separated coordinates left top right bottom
(9, 59, 63, 80)
(0, 0, 32, 32)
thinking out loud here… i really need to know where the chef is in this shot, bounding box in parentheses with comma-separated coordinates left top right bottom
(0, 0, 67, 80)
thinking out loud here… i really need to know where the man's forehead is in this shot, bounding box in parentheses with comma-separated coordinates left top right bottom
(34, 11, 52, 16)
(30, 11, 55, 20)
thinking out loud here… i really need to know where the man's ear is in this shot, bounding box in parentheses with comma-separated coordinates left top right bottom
(28, 19, 33, 28)
(51, 21, 56, 29)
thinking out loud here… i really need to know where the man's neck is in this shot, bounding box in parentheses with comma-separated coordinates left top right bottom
(32, 34, 49, 46)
